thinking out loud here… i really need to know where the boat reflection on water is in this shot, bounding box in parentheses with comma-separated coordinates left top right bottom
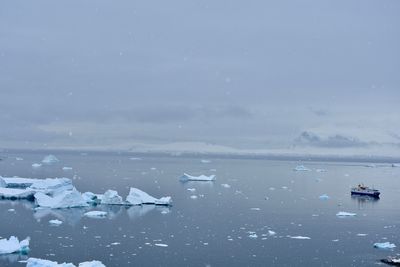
(351, 194, 380, 208)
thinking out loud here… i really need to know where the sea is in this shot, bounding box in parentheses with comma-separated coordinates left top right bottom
(0, 150, 399, 266)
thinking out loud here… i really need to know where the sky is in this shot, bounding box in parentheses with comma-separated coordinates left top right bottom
(1, 0, 399, 157)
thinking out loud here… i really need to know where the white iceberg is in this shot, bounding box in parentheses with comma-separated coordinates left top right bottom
(82, 192, 99, 204)
(0, 177, 6, 187)
(374, 242, 396, 249)
(84, 211, 107, 218)
(336, 211, 357, 217)
(288, 236, 311, 240)
(126, 188, 172, 206)
(29, 178, 73, 195)
(42, 155, 59, 164)
(34, 189, 89, 209)
(79, 261, 106, 267)
(293, 165, 311, 171)
(0, 188, 35, 200)
(0, 236, 29, 255)
(180, 173, 216, 181)
(49, 219, 63, 225)
(319, 194, 330, 200)
(100, 190, 123, 205)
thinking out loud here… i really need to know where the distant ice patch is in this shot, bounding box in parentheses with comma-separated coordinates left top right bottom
(336, 211, 357, 217)
(42, 155, 59, 164)
(293, 165, 311, 171)
(84, 211, 107, 218)
(180, 173, 216, 181)
(373, 242, 396, 249)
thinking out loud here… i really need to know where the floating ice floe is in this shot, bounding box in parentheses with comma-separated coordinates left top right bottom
(293, 165, 311, 171)
(201, 159, 211, 164)
(288, 236, 311, 240)
(268, 230, 276, 236)
(84, 211, 107, 218)
(221, 183, 231, 188)
(62, 167, 73, 171)
(0, 188, 35, 200)
(15, 157, 24, 161)
(0, 236, 30, 255)
(32, 163, 42, 168)
(315, 169, 327, 172)
(126, 188, 171, 206)
(34, 189, 89, 209)
(180, 173, 216, 181)
(154, 243, 168, 247)
(336, 211, 357, 217)
(26, 258, 105, 267)
(100, 190, 123, 205)
(248, 233, 258, 239)
(374, 242, 396, 249)
(319, 194, 330, 200)
(42, 155, 59, 164)
(49, 219, 63, 226)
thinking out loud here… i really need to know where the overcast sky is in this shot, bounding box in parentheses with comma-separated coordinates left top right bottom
(1, 0, 399, 156)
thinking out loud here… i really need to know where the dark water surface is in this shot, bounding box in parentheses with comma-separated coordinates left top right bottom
(0, 151, 399, 266)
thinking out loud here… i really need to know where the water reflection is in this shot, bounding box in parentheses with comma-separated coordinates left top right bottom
(0, 254, 28, 264)
(351, 195, 380, 209)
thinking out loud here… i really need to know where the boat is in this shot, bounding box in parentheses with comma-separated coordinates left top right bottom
(351, 184, 380, 198)
(381, 256, 400, 266)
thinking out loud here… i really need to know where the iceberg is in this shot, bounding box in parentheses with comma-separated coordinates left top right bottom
(293, 165, 311, 171)
(336, 211, 357, 217)
(319, 194, 330, 200)
(34, 189, 89, 209)
(79, 261, 106, 267)
(84, 211, 107, 218)
(0, 177, 6, 187)
(26, 258, 106, 267)
(49, 219, 63, 225)
(100, 190, 123, 205)
(82, 192, 99, 204)
(126, 188, 172, 206)
(0, 188, 35, 200)
(180, 173, 216, 181)
(0, 236, 29, 255)
(288, 236, 311, 240)
(374, 242, 396, 249)
(29, 178, 73, 195)
(42, 155, 59, 164)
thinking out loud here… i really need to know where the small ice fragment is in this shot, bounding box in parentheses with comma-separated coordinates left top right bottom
(269, 187, 275, 191)
(356, 233, 367, 236)
(248, 234, 258, 239)
(373, 242, 396, 249)
(316, 169, 327, 172)
(201, 159, 211, 164)
(187, 188, 196, 192)
(293, 165, 311, 171)
(129, 157, 142, 161)
(336, 211, 357, 217)
(150, 167, 156, 170)
(154, 243, 168, 247)
(221, 184, 231, 188)
(32, 163, 42, 168)
(15, 157, 24, 161)
(319, 194, 330, 200)
(281, 186, 288, 190)
(180, 173, 216, 181)
(110, 242, 120, 246)
(0, 236, 30, 254)
(49, 219, 63, 226)
(190, 195, 198, 199)
(8, 209, 15, 212)
(42, 155, 59, 164)
(84, 211, 107, 218)
(289, 236, 311, 240)
(250, 208, 260, 211)
(62, 167, 73, 171)
(268, 230, 276, 236)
